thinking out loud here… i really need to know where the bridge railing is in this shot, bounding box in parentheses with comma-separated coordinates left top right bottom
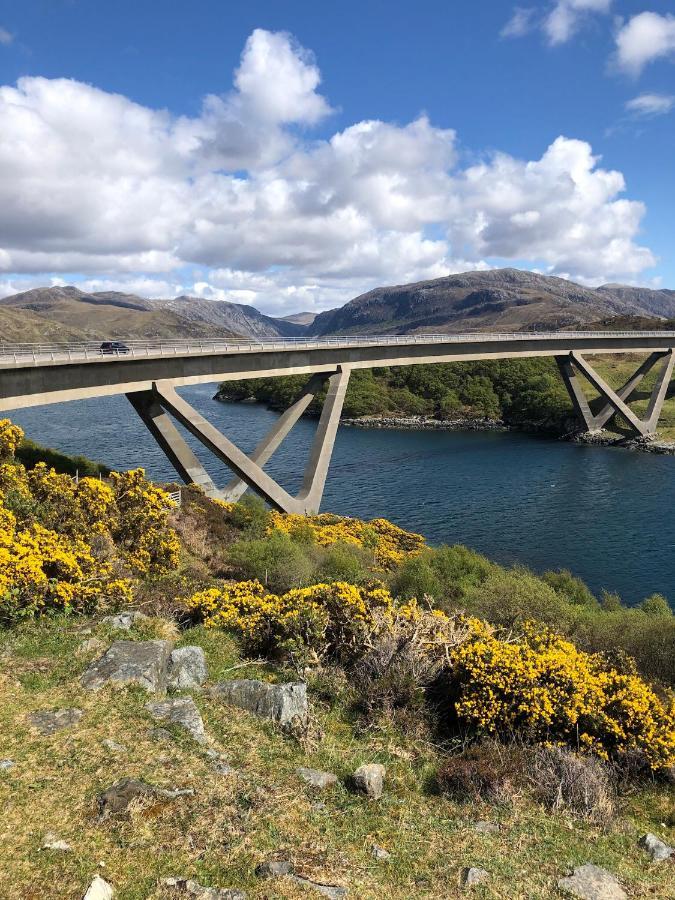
(2, 331, 675, 365)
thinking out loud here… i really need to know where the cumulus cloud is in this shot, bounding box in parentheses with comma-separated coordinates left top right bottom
(0, 27, 657, 314)
(625, 92, 675, 117)
(614, 12, 675, 76)
(502, 1, 612, 45)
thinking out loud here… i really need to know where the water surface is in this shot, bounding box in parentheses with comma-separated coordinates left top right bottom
(10, 384, 675, 606)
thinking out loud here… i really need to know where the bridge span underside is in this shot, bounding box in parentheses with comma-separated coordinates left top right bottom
(1, 332, 674, 513)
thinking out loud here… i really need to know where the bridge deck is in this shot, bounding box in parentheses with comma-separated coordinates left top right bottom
(2, 331, 675, 412)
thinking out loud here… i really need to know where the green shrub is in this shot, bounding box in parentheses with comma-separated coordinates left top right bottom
(227, 530, 319, 592)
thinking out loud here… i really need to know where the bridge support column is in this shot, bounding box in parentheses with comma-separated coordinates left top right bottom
(556, 350, 674, 437)
(135, 367, 350, 514)
(126, 389, 219, 497)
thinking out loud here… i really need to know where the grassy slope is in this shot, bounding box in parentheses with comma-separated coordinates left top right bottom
(1, 616, 672, 900)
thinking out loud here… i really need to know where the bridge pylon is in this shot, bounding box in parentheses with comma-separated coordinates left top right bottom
(127, 366, 351, 514)
(557, 350, 674, 437)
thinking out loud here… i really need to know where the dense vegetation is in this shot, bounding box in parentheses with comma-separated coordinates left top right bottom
(1, 417, 673, 897)
(217, 359, 576, 432)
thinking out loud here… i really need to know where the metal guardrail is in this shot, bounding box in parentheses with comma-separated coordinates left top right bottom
(1, 331, 675, 365)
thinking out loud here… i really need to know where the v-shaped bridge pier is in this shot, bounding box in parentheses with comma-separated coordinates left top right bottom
(127, 367, 351, 514)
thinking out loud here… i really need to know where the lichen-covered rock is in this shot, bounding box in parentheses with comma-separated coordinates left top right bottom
(255, 860, 293, 878)
(461, 867, 489, 888)
(168, 646, 208, 691)
(101, 739, 127, 753)
(290, 875, 347, 898)
(40, 833, 72, 851)
(638, 832, 673, 862)
(209, 680, 308, 728)
(371, 844, 391, 860)
(160, 877, 246, 899)
(27, 708, 83, 735)
(102, 611, 148, 630)
(0, 759, 15, 770)
(352, 763, 385, 800)
(297, 767, 338, 790)
(558, 864, 627, 900)
(81, 640, 173, 693)
(145, 697, 207, 743)
(473, 821, 500, 834)
(83, 875, 114, 899)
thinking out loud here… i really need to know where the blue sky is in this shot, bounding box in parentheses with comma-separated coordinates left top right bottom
(0, 0, 673, 314)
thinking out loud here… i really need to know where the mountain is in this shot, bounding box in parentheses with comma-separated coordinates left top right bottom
(309, 268, 674, 336)
(279, 311, 317, 326)
(0, 286, 306, 342)
(596, 283, 675, 318)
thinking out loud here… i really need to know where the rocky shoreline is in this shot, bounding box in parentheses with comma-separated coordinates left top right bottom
(341, 414, 675, 455)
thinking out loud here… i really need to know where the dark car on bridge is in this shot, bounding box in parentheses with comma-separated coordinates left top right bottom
(99, 341, 130, 354)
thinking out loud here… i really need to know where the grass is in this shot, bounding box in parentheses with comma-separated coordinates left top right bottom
(0, 616, 673, 899)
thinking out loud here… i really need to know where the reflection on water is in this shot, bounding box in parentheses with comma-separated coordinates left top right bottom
(10, 383, 675, 606)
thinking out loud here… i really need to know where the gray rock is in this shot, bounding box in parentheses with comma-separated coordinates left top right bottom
(638, 832, 673, 862)
(40, 832, 72, 851)
(102, 610, 148, 630)
(371, 844, 390, 860)
(145, 697, 207, 743)
(101, 739, 127, 753)
(148, 727, 174, 742)
(160, 877, 246, 899)
(558, 864, 627, 900)
(168, 646, 208, 691)
(97, 777, 194, 819)
(83, 876, 114, 900)
(81, 640, 173, 693)
(290, 875, 347, 898)
(0, 759, 15, 770)
(78, 638, 104, 654)
(473, 820, 500, 834)
(461, 867, 489, 888)
(297, 767, 338, 790)
(256, 860, 293, 878)
(352, 763, 385, 800)
(211, 756, 236, 776)
(209, 680, 308, 728)
(27, 707, 83, 735)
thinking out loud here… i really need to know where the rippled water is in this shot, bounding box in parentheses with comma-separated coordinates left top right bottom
(10, 383, 675, 606)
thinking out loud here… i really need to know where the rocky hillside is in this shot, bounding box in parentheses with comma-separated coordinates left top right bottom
(309, 269, 675, 336)
(0, 286, 305, 342)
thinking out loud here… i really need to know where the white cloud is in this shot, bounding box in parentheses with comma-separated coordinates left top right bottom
(0, 27, 12, 46)
(614, 12, 675, 76)
(625, 92, 675, 117)
(501, 7, 537, 39)
(0, 28, 657, 315)
(544, 0, 612, 45)
(502, 1, 612, 45)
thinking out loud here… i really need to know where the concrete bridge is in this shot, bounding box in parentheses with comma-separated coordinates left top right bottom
(1, 331, 674, 513)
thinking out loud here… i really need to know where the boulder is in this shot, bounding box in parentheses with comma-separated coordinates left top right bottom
(209, 680, 308, 728)
(168, 646, 208, 691)
(77, 638, 104, 655)
(255, 860, 293, 878)
(145, 698, 207, 744)
(297, 767, 338, 790)
(638, 832, 673, 862)
(27, 708, 83, 735)
(351, 763, 386, 800)
(81, 640, 173, 693)
(461, 867, 489, 888)
(558, 864, 627, 900)
(160, 877, 246, 899)
(102, 611, 148, 630)
(97, 777, 193, 820)
(83, 876, 114, 900)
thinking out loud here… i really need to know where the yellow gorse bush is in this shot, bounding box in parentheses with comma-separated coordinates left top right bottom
(0, 418, 180, 621)
(453, 621, 675, 772)
(269, 511, 425, 567)
(187, 578, 396, 661)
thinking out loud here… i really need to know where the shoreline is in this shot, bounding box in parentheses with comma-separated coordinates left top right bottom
(213, 395, 675, 455)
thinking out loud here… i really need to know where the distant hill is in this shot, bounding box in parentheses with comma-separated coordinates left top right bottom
(309, 269, 675, 336)
(0, 286, 306, 342)
(279, 311, 317, 326)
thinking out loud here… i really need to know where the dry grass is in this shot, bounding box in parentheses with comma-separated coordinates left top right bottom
(0, 616, 673, 899)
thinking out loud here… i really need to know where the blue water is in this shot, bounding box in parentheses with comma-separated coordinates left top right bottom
(9, 384, 675, 606)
